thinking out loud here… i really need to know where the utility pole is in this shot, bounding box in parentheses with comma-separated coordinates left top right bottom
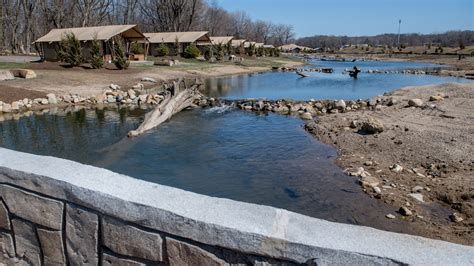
(397, 19, 402, 48)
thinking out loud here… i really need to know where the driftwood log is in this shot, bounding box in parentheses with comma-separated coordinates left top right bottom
(296, 71, 309, 78)
(128, 78, 202, 137)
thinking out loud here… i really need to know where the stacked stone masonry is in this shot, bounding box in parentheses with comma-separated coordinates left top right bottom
(0, 148, 473, 266)
(0, 184, 296, 265)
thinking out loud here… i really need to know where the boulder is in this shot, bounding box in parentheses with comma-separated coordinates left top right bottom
(0, 70, 14, 81)
(399, 206, 412, 216)
(95, 94, 107, 103)
(408, 99, 423, 107)
(46, 93, 58, 104)
(16, 69, 36, 79)
(2, 104, 12, 113)
(63, 95, 73, 103)
(387, 98, 398, 106)
(408, 193, 424, 203)
(138, 94, 148, 103)
(289, 103, 302, 112)
(335, 100, 346, 109)
(300, 112, 313, 120)
(411, 186, 424, 193)
(128, 89, 137, 98)
(141, 77, 157, 83)
(360, 175, 380, 188)
(390, 164, 403, 173)
(449, 213, 463, 223)
(314, 102, 323, 110)
(350, 120, 359, 129)
(109, 84, 120, 90)
(11, 101, 20, 111)
(361, 118, 384, 134)
(368, 98, 378, 106)
(132, 83, 144, 90)
(9, 69, 36, 79)
(107, 96, 116, 103)
(429, 95, 443, 101)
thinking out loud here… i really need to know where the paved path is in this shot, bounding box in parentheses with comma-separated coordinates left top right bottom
(0, 55, 41, 63)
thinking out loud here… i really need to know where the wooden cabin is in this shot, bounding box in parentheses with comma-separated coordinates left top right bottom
(34, 25, 148, 62)
(144, 32, 211, 56)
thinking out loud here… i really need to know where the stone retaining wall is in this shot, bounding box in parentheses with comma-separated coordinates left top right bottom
(0, 148, 473, 265)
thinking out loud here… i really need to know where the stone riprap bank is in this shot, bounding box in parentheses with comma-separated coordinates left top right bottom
(0, 148, 473, 265)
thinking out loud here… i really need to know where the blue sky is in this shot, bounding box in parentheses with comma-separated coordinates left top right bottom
(216, 0, 474, 37)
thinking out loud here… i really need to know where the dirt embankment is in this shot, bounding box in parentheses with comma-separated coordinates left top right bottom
(0, 58, 303, 102)
(305, 82, 474, 245)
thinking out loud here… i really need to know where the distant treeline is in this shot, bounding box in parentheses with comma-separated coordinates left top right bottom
(296, 31, 474, 49)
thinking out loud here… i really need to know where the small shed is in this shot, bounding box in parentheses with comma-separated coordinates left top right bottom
(34, 25, 148, 62)
(144, 31, 211, 56)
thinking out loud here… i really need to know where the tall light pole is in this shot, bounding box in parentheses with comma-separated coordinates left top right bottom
(397, 19, 402, 47)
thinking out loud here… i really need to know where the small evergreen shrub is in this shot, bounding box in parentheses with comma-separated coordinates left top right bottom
(204, 46, 213, 61)
(130, 42, 144, 54)
(247, 43, 256, 56)
(112, 37, 129, 69)
(89, 36, 103, 69)
(226, 42, 233, 55)
(58, 32, 83, 66)
(183, 43, 200, 58)
(155, 42, 169, 57)
(174, 37, 180, 56)
(215, 44, 225, 60)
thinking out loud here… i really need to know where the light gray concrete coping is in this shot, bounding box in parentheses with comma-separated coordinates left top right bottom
(0, 147, 473, 265)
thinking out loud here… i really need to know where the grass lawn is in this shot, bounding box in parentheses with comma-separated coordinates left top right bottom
(0, 62, 30, 69)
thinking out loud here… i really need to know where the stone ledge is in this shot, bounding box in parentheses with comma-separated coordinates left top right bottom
(0, 184, 63, 230)
(0, 147, 473, 265)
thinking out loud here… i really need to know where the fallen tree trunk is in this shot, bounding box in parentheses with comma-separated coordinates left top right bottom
(128, 78, 202, 137)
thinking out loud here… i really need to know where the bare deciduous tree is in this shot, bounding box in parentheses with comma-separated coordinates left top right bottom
(0, 0, 297, 53)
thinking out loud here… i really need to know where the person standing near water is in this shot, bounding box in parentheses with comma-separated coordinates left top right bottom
(349, 66, 361, 79)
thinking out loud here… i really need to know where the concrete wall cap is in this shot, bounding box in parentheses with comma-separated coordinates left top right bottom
(0, 147, 473, 264)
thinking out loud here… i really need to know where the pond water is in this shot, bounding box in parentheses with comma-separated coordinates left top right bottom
(0, 60, 463, 234)
(204, 59, 467, 100)
(0, 107, 416, 234)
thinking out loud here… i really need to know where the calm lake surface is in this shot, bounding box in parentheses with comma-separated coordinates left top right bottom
(0, 60, 462, 233)
(204, 59, 466, 100)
